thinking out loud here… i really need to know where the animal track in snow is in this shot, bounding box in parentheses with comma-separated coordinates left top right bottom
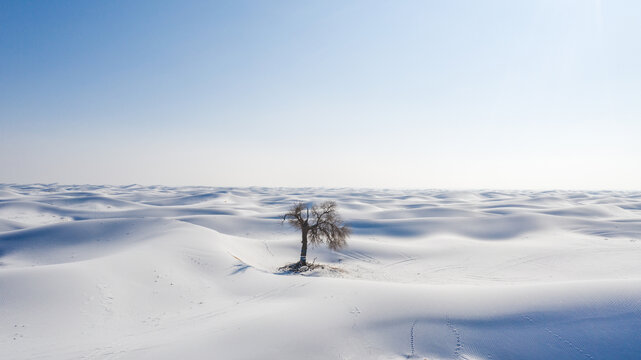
(522, 315, 594, 359)
(408, 319, 417, 358)
(446, 317, 463, 359)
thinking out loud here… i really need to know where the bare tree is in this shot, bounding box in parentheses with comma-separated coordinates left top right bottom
(282, 201, 351, 266)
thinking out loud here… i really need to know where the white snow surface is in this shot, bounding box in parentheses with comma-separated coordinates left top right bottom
(1, 184, 641, 359)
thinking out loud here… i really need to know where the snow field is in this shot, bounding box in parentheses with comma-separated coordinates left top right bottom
(1, 184, 641, 359)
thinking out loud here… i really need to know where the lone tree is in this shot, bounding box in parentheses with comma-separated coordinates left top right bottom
(282, 201, 351, 267)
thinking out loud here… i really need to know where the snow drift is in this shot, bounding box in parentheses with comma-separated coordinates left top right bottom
(1, 184, 640, 359)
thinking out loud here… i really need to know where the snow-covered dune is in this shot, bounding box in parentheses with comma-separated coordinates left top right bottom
(1, 184, 640, 359)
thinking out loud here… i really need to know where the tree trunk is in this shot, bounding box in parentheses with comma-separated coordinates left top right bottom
(299, 227, 308, 265)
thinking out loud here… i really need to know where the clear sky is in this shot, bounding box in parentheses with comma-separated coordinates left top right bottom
(1, 0, 640, 189)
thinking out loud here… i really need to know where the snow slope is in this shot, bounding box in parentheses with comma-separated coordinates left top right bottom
(1, 184, 641, 359)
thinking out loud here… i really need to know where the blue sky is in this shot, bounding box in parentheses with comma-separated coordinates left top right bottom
(1, 0, 640, 188)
